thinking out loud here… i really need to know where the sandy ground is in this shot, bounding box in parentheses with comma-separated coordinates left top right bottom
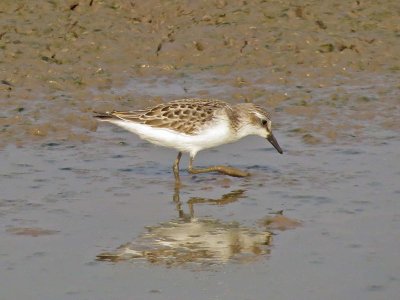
(0, 0, 399, 147)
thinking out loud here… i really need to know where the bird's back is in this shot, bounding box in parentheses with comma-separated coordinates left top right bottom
(95, 98, 230, 135)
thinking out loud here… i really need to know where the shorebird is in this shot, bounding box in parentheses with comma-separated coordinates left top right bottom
(95, 98, 283, 183)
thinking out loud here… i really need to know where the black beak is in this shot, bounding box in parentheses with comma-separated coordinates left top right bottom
(267, 133, 283, 154)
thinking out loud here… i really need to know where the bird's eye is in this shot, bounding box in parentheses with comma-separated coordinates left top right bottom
(261, 119, 268, 126)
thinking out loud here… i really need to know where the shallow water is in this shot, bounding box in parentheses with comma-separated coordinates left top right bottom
(1, 112, 399, 299)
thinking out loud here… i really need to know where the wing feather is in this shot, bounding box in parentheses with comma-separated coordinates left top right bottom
(108, 99, 229, 134)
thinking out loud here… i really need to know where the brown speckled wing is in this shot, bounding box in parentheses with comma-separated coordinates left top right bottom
(111, 99, 230, 135)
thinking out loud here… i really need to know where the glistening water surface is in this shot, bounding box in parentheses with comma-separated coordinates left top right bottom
(1, 88, 399, 298)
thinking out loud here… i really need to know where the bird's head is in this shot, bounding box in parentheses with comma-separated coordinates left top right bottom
(236, 103, 283, 154)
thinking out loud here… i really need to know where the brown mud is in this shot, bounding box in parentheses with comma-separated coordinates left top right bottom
(0, 0, 399, 148)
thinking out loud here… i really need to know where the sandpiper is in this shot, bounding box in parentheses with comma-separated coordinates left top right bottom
(95, 98, 283, 183)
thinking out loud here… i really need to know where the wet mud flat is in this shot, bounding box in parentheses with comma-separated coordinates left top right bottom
(1, 0, 400, 299)
(1, 0, 399, 148)
(1, 128, 399, 299)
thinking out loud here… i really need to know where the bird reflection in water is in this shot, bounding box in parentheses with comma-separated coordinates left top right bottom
(97, 188, 274, 267)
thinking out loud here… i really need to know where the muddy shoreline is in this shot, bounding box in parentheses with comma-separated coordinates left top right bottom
(1, 0, 399, 148)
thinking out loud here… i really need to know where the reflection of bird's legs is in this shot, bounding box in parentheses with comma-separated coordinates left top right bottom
(188, 156, 250, 177)
(173, 184, 184, 219)
(187, 190, 245, 219)
(173, 184, 193, 220)
(174, 188, 245, 220)
(187, 190, 245, 207)
(173, 152, 182, 185)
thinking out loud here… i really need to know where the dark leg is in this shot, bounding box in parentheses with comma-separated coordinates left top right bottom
(188, 156, 250, 177)
(173, 152, 182, 184)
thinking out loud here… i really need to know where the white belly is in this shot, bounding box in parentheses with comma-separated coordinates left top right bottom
(108, 119, 237, 157)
